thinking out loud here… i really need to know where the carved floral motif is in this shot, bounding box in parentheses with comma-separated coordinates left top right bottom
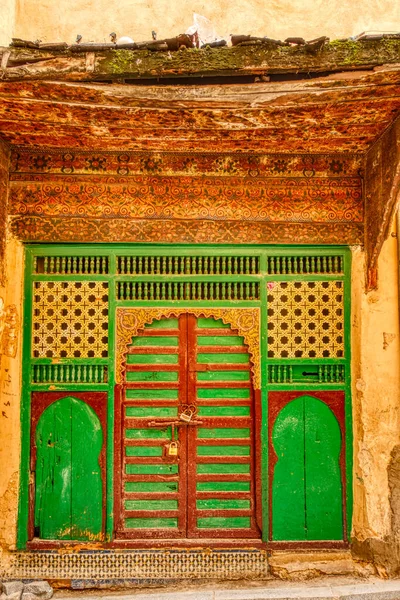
(116, 307, 261, 388)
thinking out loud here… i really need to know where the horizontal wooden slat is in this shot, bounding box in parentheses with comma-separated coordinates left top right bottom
(135, 329, 179, 336)
(124, 510, 180, 519)
(194, 382, 251, 389)
(194, 364, 250, 371)
(196, 456, 250, 464)
(194, 509, 252, 517)
(196, 491, 251, 499)
(195, 474, 251, 481)
(196, 346, 248, 353)
(128, 347, 179, 354)
(124, 382, 180, 389)
(196, 438, 250, 446)
(124, 492, 180, 500)
(125, 364, 180, 371)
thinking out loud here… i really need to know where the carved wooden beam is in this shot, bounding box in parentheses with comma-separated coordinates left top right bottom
(1, 39, 400, 82)
(365, 117, 400, 290)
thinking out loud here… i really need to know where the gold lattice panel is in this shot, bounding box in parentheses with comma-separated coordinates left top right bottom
(267, 280, 344, 358)
(32, 281, 109, 358)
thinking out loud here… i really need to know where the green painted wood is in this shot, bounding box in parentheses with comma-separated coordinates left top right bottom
(126, 464, 179, 475)
(197, 445, 250, 456)
(197, 389, 250, 399)
(127, 354, 179, 364)
(126, 406, 178, 417)
(197, 428, 250, 438)
(125, 518, 178, 528)
(197, 464, 250, 474)
(126, 427, 171, 439)
(126, 389, 179, 399)
(272, 398, 306, 541)
(197, 517, 251, 528)
(125, 481, 178, 492)
(197, 353, 249, 363)
(34, 396, 102, 540)
(197, 406, 250, 417)
(272, 395, 343, 541)
(18, 244, 351, 549)
(126, 371, 178, 382)
(197, 481, 250, 492)
(130, 336, 179, 346)
(197, 371, 250, 381)
(125, 446, 163, 456)
(197, 499, 250, 509)
(304, 398, 343, 540)
(197, 336, 244, 345)
(125, 500, 178, 510)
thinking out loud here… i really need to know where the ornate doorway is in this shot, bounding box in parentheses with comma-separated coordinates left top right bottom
(114, 313, 261, 540)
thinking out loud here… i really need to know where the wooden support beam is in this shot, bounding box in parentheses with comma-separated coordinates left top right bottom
(1, 39, 400, 82)
(365, 117, 400, 290)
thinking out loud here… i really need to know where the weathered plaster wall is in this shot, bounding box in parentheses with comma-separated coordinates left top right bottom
(0, 140, 23, 550)
(0, 0, 16, 46)
(351, 231, 400, 570)
(9, 0, 400, 46)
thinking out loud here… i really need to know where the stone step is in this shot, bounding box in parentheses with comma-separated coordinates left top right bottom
(55, 578, 400, 600)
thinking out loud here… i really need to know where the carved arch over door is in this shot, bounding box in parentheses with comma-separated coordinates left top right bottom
(116, 308, 261, 388)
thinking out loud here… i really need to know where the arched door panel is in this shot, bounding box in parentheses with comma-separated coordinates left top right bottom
(115, 314, 261, 540)
(34, 396, 103, 540)
(271, 395, 343, 541)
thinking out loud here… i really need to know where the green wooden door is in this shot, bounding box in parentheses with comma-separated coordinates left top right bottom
(34, 396, 103, 540)
(117, 314, 260, 539)
(272, 395, 343, 541)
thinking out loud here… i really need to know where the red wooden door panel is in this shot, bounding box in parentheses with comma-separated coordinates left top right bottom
(114, 314, 260, 540)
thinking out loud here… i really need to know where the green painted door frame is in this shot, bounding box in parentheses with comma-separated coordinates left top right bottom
(18, 244, 352, 548)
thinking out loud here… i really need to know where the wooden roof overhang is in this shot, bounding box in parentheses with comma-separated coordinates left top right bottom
(1, 40, 400, 289)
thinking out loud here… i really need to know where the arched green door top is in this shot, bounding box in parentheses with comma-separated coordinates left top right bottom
(35, 396, 103, 540)
(272, 395, 343, 541)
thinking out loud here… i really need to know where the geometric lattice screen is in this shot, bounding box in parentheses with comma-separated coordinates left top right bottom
(32, 281, 109, 358)
(267, 281, 344, 358)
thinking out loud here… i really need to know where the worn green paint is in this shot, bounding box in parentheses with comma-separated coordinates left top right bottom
(197, 445, 250, 456)
(197, 499, 250, 509)
(198, 428, 250, 438)
(197, 463, 250, 474)
(18, 244, 351, 548)
(272, 395, 343, 541)
(197, 481, 250, 492)
(198, 517, 251, 528)
(197, 389, 250, 399)
(125, 518, 178, 528)
(126, 406, 178, 417)
(125, 481, 178, 492)
(197, 406, 250, 416)
(125, 500, 178, 510)
(126, 464, 178, 475)
(126, 371, 179, 382)
(127, 354, 179, 364)
(34, 396, 102, 540)
(197, 371, 250, 381)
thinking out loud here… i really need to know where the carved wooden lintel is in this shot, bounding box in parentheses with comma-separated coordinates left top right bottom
(116, 307, 261, 388)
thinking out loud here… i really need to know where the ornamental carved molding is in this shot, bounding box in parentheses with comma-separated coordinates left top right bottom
(11, 216, 364, 246)
(116, 307, 261, 389)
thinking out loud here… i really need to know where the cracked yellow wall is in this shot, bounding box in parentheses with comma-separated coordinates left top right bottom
(0, 0, 398, 46)
(352, 231, 400, 543)
(0, 140, 24, 550)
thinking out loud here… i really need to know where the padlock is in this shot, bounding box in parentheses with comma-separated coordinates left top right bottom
(179, 409, 193, 423)
(167, 441, 178, 456)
